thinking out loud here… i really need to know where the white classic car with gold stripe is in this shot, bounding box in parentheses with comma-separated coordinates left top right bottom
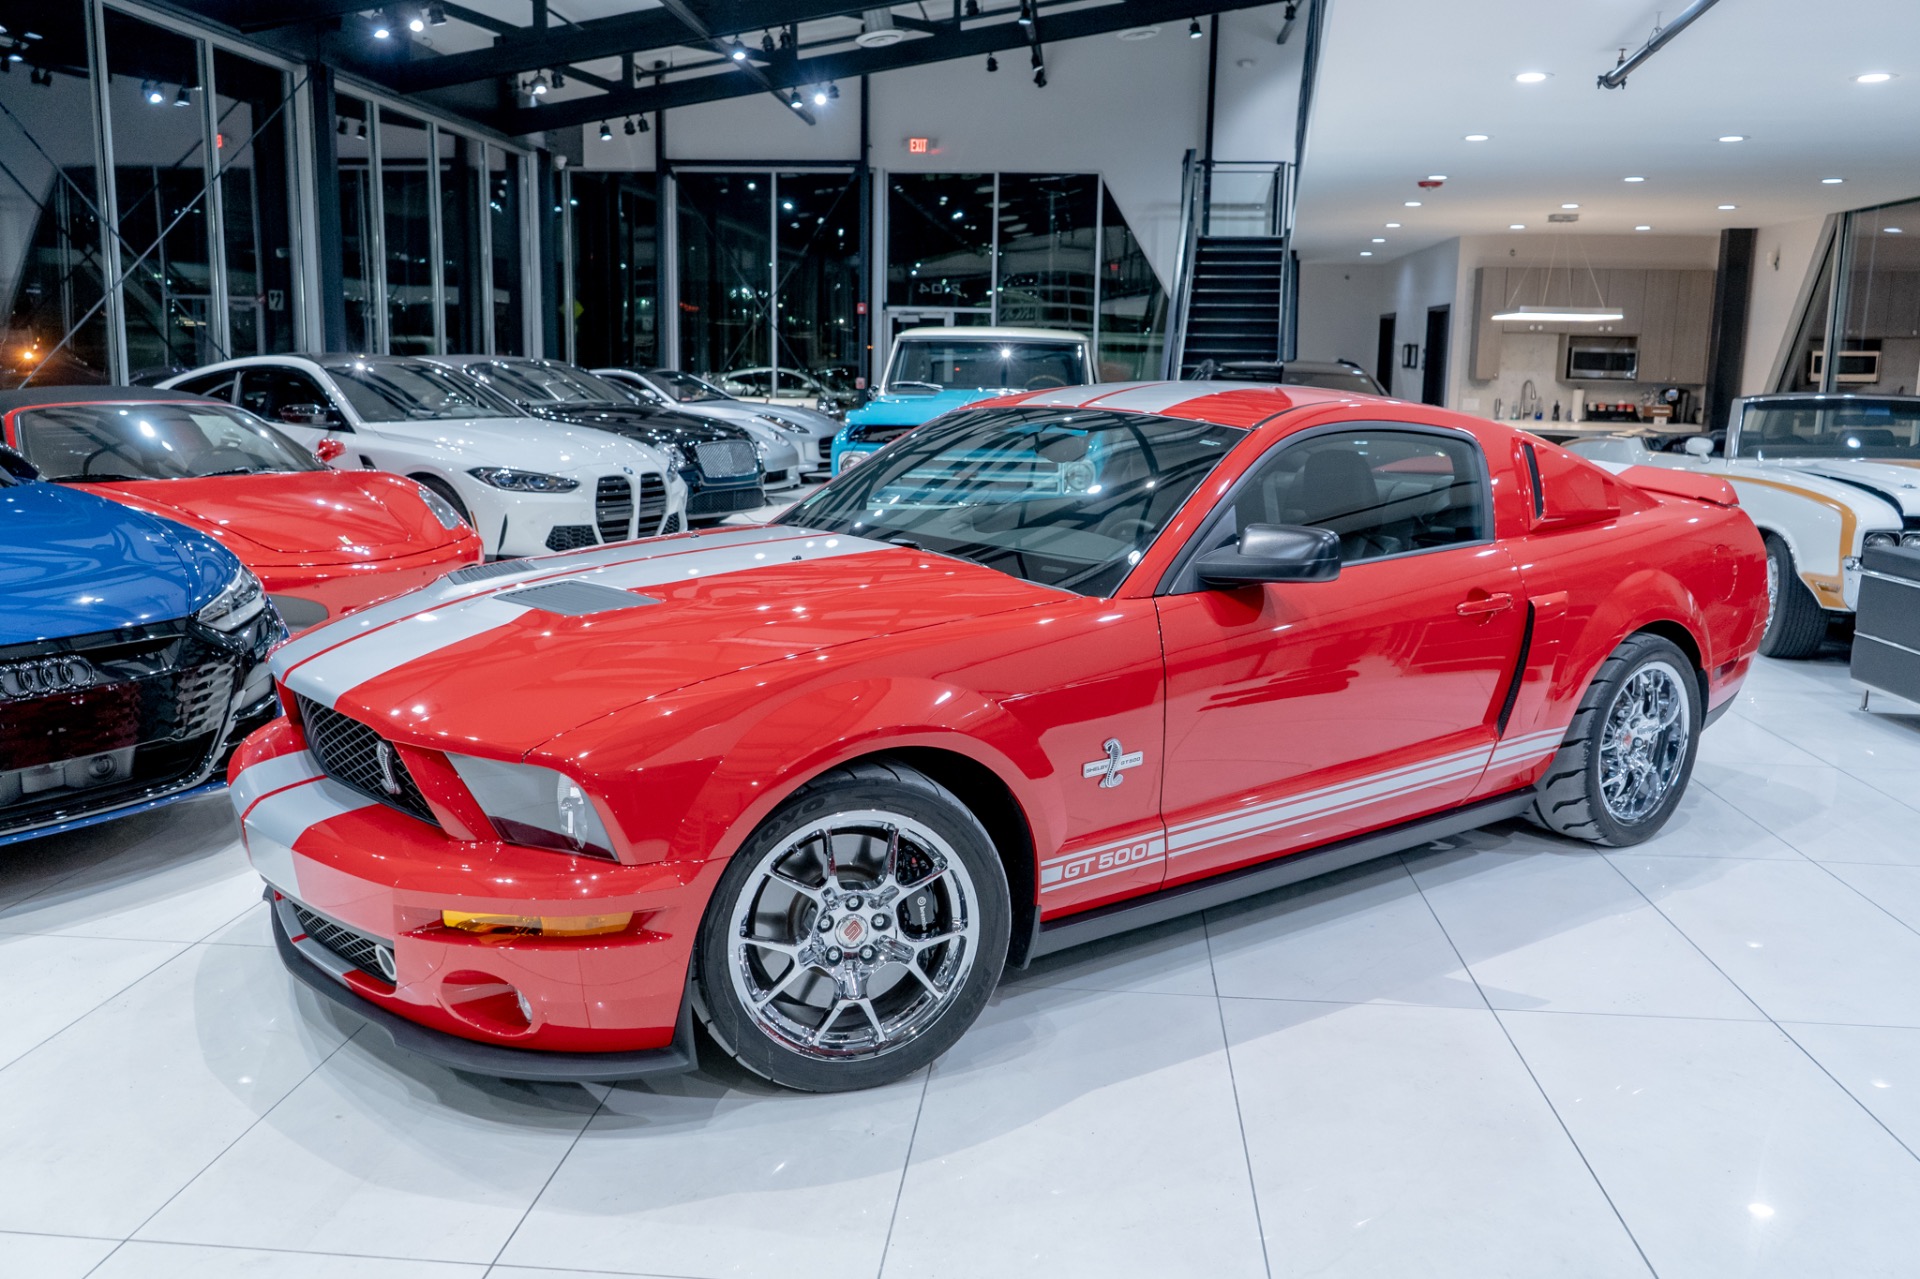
(1570, 392, 1920, 658)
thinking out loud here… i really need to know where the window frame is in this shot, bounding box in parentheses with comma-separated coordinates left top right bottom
(1156, 420, 1497, 595)
(237, 363, 351, 431)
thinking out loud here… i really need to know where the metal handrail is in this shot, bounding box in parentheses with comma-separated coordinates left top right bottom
(1162, 149, 1204, 379)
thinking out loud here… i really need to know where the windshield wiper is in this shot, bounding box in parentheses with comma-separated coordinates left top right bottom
(54, 472, 145, 483)
(199, 467, 267, 477)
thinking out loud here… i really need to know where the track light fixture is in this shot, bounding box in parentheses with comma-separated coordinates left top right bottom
(552, 69, 566, 88)
(408, 11, 425, 32)
(812, 86, 828, 106)
(600, 120, 612, 140)
(141, 79, 165, 104)
(828, 81, 840, 99)
(371, 12, 392, 39)
(986, 53, 997, 72)
(761, 30, 776, 54)
(529, 71, 549, 95)
(637, 115, 650, 133)
(787, 89, 803, 109)
(30, 65, 52, 86)
(964, 0, 979, 13)
(1189, 17, 1204, 38)
(1034, 67, 1047, 87)
(778, 26, 794, 49)
(174, 84, 191, 107)
(729, 39, 748, 61)
(1017, 0, 1033, 25)
(425, 3, 446, 25)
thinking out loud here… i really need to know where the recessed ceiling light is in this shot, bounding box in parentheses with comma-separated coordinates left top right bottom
(1385, 222, 1401, 228)
(1718, 204, 1737, 210)
(1426, 174, 1448, 181)
(1623, 176, 1645, 183)
(1371, 237, 1386, 243)
(1822, 177, 1845, 184)
(1561, 203, 1579, 209)
(1635, 225, 1652, 231)
(1360, 251, 1373, 256)
(1887, 227, 1906, 234)
(1514, 71, 1548, 83)
(1856, 72, 1894, 84)
(1464, 133, 1490, 142)
(1405, 200, 1422, 207)
(1509, 224, 1525, 230)
(1719, 134, 1747, 142)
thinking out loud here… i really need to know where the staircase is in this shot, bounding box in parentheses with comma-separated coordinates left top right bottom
(1180, 236, 1288, 372)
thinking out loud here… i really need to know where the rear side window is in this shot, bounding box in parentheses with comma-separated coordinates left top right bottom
(1220, 429, 1490, 566)
(239, 367, 332, 420)
(170, 371, 237, 400)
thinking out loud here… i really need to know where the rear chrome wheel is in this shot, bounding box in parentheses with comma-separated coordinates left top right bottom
(727, 810, 982, 1061)
(696, 760, 1009, 1091)
(1597, 661, 1690, 825)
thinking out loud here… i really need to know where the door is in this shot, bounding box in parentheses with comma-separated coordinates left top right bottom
(1155, 426, 1527, 887)
(1376, 314, 1396, 394)
(1422, 306, 1450, 405)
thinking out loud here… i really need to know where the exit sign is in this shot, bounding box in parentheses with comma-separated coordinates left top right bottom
(905, 136, 935, 154)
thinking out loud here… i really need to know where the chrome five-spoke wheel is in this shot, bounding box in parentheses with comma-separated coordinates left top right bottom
(1598, 660, 1690, 824)
(728, 811, 981, 1060)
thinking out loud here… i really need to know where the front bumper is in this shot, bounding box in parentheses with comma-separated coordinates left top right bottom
(231, 718, 717, 1063)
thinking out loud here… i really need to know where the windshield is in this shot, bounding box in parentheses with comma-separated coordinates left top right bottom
(1737, 400, 1920, 459)
(778, 406, 1243, 596)
(646, 370, 730, 403)
(474, 360, 628, 407)
(322, 360, 513, 422)
(886, 339, 1086, 396)
(14, 402, 323, 481)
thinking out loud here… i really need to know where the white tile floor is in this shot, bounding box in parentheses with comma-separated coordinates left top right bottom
(5, 642, 1920, 1279)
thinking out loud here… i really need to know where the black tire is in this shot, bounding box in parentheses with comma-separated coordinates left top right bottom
(411, 473, 473, 526)
(1530, 633, 1703, 847)
(1758, 533, 1827, 659)
(693, 759, 1010, 1092)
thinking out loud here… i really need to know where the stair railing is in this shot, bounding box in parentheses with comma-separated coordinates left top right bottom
(1163, 157, 1294, 378)
(1162, 149, 1205, 380)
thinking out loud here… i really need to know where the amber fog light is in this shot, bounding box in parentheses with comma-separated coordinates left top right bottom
(441, 910, 633, 938)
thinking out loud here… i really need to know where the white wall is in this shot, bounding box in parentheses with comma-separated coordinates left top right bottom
(1384, 238, 1459, 401)
(1295, 260, 1386, 369)
(1744, 215, 1828, 394)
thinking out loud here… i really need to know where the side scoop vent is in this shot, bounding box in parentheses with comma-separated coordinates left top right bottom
(445, 559, 533, 586)
(494, 581, 661, 616)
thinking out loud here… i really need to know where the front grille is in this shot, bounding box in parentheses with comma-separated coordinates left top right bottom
(817, 437, 833, 461)
(635, 473, 668, 534)
(289, 899, 392, 984)
(297, 695, 438, 827)
(695, 439, 758, 478)
(689, 485, 768, 517)
(546, 524, 596, 552)
(594, 475, 633, 542)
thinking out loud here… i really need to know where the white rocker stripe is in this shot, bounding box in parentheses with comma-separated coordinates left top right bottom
(229, 750, 324, 820)
(1166, 744, 1491, 840)
(1040, 828, 1169, 870)
(279, 530, 893, 711)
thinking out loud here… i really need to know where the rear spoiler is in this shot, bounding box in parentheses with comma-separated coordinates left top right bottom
(1617, 465, 1739, 507)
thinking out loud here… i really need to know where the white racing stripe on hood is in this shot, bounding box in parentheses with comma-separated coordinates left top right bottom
(271, 525, 824, 681)
(280, 525, 895, 710)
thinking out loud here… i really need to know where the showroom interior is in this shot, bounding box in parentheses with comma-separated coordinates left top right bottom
(5, 0, 1920, 1275)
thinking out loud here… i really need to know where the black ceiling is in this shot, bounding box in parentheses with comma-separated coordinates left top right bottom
(150, 0, 1276, 137)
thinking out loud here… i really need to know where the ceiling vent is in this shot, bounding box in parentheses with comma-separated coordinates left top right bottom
(855, 9, 907, 47)
(1547, 212, 1580, 223)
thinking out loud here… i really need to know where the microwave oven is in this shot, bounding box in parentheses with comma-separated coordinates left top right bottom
(1808, 348, 1880, 384)
(1566, 336, 1639, 381)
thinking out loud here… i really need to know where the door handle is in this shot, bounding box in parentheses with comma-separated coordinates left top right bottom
(1456, 592, 1515, 618)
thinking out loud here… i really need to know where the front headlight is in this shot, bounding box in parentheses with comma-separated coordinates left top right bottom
(1864, 530, 1900, 549)
(196, 564, 268, 633)
(448, 754, 615, 859)
(466, 467, 580, 494)
(416, 484, 468, 530)
(754, 412, 809, 436)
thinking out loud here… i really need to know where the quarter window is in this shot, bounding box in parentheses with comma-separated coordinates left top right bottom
(238, 367, 336, 424)
(1221, 429, 1489, 566)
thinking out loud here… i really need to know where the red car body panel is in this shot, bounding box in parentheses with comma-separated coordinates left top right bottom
(3, 403, 482, 629)
(227, 383, 1767, 1059)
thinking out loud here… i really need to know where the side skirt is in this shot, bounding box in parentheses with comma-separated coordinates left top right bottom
(1024, 790, 1537, 962)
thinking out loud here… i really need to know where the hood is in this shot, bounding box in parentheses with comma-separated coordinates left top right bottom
(526, 404, 750, 447)
(728, 401, 840, 436)
(1760, 458, 1920, 520)
(369, 414, 672, 476)
(0, 481, 234, 644)
(848, 388, 1000, 429)
(272, 524, 1061, 756)
(84, 471, 442, 559)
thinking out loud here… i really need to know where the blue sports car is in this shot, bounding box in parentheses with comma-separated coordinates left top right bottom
(0, 422, 283, 846)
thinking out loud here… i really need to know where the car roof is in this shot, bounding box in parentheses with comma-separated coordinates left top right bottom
(1739, 391, 1920, 407)
(894, 327, 1090, 343)
(0, 385, 218, 411)
(976, 380, 1390, 430)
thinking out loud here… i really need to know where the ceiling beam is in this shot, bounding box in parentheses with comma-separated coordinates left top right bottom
(490, 0, 1263, 134)
(387, 0, 885, 92)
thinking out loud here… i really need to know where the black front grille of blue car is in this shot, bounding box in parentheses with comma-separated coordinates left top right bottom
(297, 695, 437, 827)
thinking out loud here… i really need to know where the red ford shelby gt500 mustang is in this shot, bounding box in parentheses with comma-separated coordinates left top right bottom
(230, 382, 1767, 1091)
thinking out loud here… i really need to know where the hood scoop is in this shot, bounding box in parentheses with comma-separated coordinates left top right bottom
(446, 559, 534, 585)
(494, 581, 661, 616)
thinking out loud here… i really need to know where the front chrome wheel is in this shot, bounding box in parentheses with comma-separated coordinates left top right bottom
(1598, 659, 1691, 825)
(727, 810, 981, 1061)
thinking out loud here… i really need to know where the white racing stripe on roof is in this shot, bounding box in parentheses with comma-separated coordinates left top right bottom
(279, 528, 895, 710)
(1080, 383, 1268, 416)
(1011, 382, 1166, 409)
(271, 525, 808, 678)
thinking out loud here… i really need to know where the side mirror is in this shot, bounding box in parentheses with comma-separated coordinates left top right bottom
(1195, 524, 1341, 588)
(277, 402, 334, 427)
(1683, 435, 1714, 458)
(313, 437, 346, 464)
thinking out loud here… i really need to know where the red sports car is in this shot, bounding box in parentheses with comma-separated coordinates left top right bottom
(228, 382, 1767, 1091)
(2, 388, 483, 631)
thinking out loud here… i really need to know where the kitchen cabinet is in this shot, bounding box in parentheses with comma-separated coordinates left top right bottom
(1636, 271, 1681, 383)
(1471, 267, 1504, 381)
(1668, 271, 1714, 385)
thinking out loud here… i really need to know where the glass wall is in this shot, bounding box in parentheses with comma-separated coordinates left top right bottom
(995, 173, 1096, 334)
(887, 173, 993, 311)
(1098, 187, 1166, 380)
(439, 128, 481, 353)
(488, 145, 524, 355)
(567, 171, 658, 369)
(212, 49, 297, 357)
(379, 107, 434, 354)
(676, 171, 771, 379)
(0, 7, 110, 386)
(1777, 198, 1920, 397)
(335, 96, 377, 352)
(775, 171, 860, 387)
